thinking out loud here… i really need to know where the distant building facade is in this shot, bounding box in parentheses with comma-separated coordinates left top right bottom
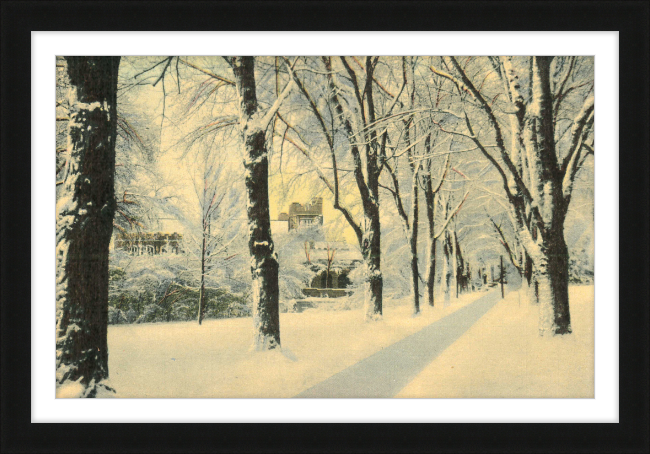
(114, 231, 184, 256)
(277, 197, 324, 231)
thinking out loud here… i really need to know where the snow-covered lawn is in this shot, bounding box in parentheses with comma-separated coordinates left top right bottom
(396, 285, 594, 398)
(107, 293, 480, 398)
(107, 286, 593, 398)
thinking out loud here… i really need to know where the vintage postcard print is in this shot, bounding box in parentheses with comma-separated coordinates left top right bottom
(55, 56, 594, 398)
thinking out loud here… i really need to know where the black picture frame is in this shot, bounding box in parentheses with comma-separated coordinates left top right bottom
(2, 1, 648, 452)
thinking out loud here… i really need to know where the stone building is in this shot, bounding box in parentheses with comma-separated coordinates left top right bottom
(114, 231, 184, 256)
(277, 197, 324, 231)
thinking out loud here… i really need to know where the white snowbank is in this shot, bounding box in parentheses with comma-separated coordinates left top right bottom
(56, 379, 85, 398)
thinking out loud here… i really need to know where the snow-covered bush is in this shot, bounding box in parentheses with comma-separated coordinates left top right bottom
(137, 304, 166, 323)
(108, 307, 127, 325)
(108, 253, 252, 323)
(569, 248, 594, 284)
(346, 265, 365, 291)
(125, 308, 138, 324)
(171, 304, 194, 322)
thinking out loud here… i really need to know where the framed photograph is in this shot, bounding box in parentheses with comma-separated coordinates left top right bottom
(2, 1, 648, 452)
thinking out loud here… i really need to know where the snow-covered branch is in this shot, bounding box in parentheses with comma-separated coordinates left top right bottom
(560, 95, 595, 200)
(260, 58, 297, 128)
(434, 190, 470, 239)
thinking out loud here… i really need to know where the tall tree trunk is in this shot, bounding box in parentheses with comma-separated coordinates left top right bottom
(442, 233, 452, 305)
(56, 57, 120, 397)
(449, 230, 458, 301)
(363, 58, 383, 321)
(410, 166, 420, 314)
(451, 227, 461, 299)
(197, 227, 207, 325)
(406, 62, 420, 315)
(424, 172, 436, 307)
(535, 224, 571, 335)
(523, 57, 572, 335)
(422, 144, 440, 307)
(523, 252, 538, 304)
(500, 256, 505, 298)
(427, 234, 437, 307)
(361, 206, 383, 320)
(232, 57, 281, 350)
(322, 56, 382, 321)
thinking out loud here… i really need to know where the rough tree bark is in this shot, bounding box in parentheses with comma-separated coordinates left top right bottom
(522, 57, 573, 334)
(441, 195, 453, 305)
(442, 230, 453, 305)
(406, 61, 421, 315)
(361, 198, 383, 320)
(424, 211, 437, 303)
(423, 166, 437, 307)
(450, 225, 460, 299)
(523, 252, 538, 304)
(231, 56, 286, 349)
(56, 56, 120, 397)
(409, 164, 420, 314)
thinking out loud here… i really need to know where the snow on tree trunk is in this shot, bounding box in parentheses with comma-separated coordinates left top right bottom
(442, 233, 452, 305)
(232, 56, 281, 350)
(535, 226, 571, 335)
(56, 57, 120, 397)
(405, 68, 420, 316)
(321, 56, 383, 322)
(423, 171, 437, 307)
(426, 237, 437, 307)
(451, 228, 459, 299)
(446, 231, 457, 302)
(522, 57, 573, 335)
(523, 252, 538, 305)
(410, 168, 420, 315)
(431, 56, 593, 336)
(361, 211, 383, 321)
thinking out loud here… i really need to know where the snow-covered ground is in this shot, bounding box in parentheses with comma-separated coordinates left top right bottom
(396, 285, 594, 398)
(107, 293, 479, 398)
(106, 286, 593, 398)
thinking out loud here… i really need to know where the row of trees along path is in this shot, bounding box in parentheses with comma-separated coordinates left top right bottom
(55, 56, 593, 397)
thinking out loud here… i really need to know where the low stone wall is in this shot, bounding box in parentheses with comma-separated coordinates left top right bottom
(302, 288, 349, 298)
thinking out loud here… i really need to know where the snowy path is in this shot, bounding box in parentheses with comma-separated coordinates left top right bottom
(294, 290, 502, 398)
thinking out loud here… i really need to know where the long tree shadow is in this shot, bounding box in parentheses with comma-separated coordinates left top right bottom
(294, 289, 504, 398)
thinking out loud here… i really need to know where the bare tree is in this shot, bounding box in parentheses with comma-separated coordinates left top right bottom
(421, 142, 451, 307)
(379, 57, 424, 314)
(227, 56, 294, 350)
(189, 149, 229, 324)
(282, 56, 394, 320)
(322, 56, 385, 320)
(325, 244, 336, 288)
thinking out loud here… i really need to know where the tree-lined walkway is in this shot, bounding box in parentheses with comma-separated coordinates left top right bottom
(294, 290, 502, 398)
